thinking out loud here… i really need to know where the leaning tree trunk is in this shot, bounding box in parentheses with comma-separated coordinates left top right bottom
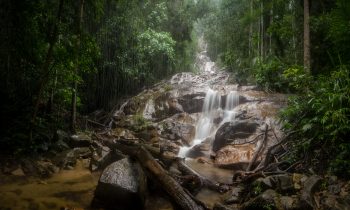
(303, 0, 311, 72)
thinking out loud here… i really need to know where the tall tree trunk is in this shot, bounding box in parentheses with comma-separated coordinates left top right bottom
(249, 0, 253, 58)
(258, 5, 261, 59)
(292, 0, 297, 63)
(260, 0, 264, 60)
(71, 0, 85, 132)
(303, 0, 311, 72)
(269, 3, 273, 55)
(48, 68, 57, 114)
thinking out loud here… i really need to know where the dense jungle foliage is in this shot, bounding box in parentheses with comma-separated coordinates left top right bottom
(0, 0, 349, 177)
(0, 0, 210, 153)
(200, 0, 350, 176)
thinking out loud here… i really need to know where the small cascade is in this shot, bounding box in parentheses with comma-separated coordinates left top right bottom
(196, 89, 221, 139)
(204, 62, 215, 74)
(222, 91, 239, 124)
(143, 99, 155, 120)
(225, 91, 239, 110)
(178, 88, 221, 157)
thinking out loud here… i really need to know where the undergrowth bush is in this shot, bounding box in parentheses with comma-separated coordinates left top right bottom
(254, 57, 289, 92)
(280, 66, 350, 176)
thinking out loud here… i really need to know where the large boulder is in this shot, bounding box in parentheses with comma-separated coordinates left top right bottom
(214, 144, 255, 170)
(53, 149, 77, 169)
(144, 93, 181, 120)
(223, 185, 245, 204)
(110, 128, 137, 140)
(134, 126, 159, 142)
(178, 93, 205, 114)
(160, 138, 181, 156)
(20, 159, 59, 177)
(53, 147, 91, 169)
(213, 120, 259, 152)
(186, 142, 211, 158)
(93, 158, 147, 210)
(90, 141, 126, 171)
(173, 123, 196, 146)
(300, 175, 322, 209)
(321, 194, 350, 210)
(69, 132, 93, 148)
(167, 98, 184, 114)
(161, 121, 195, 146)
(254, 174, 295, 193)
(220, 94, 248, 109)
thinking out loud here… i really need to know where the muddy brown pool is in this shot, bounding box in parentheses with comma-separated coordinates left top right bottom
(0, 160, 100, 210)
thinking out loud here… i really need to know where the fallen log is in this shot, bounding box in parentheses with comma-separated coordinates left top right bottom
(87, 119, 106, 128)
(114, 142, 206, 210)
(93, 134, 176, 161)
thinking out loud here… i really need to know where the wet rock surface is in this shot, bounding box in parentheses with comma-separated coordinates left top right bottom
(213, 120, 260, 152)
(254, 174, 295, 193)
(69, 132, 93, 147)
(300, 175, 322, 209)
(214, 145, 254, 169)
(241, 189, 303, 210)
(93, 158, 146, 210)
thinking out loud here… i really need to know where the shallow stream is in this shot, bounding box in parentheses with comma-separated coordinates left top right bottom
(0, 160, 100, 210)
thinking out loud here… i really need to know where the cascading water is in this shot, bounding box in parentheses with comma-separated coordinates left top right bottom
(221, 91, 239, 124)
(225, 91, 239, 110)
(178, 88, 221, 157)
(178, 90, 240, 158)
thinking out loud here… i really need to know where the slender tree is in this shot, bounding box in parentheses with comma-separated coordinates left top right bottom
(260, 0, 264, 60)
(249, 0, 253, 58)
(303, 0, 311, 72)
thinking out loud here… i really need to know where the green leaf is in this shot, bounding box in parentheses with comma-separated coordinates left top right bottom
(302, 124, 313, 132)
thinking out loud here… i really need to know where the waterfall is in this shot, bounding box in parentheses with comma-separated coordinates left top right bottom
(178, 88, 221, 157)
(222, 91, 239, 124)
(196, 89, 221, 139)
(177, 37, 239, 158)
(178, 90, 240, 158)
(225, 91, 239, 110)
